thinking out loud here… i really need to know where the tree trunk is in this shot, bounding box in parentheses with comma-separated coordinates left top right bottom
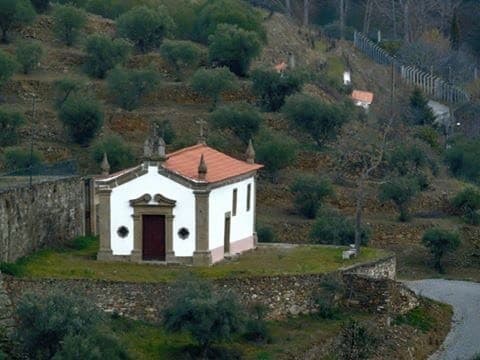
(303, 0, 310, 27)
(354, 179, 365, 253)
(403, 0, 410, 43)
(392, 0, 397, 39)
(286, 0, 292, 17)
(363, 0, 373, 35)
(340, 0, 345, 40)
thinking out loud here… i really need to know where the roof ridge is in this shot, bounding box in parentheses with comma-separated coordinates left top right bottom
(167, 143, 207, 157)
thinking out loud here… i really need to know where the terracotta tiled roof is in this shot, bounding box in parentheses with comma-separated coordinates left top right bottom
(352, 90, 374, 104)
(163, 144, 263, 183)
(274, 61, 288, 72)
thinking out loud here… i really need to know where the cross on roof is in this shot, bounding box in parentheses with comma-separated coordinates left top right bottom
(196, 119, 207, 144)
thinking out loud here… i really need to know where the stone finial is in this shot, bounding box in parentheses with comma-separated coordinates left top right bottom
(198, 154, 207, 180)
(143, 123, 167, 163)
(101, 152, 110, 176)
(245, 139, 255, 164)
(196, 119, 207, 145)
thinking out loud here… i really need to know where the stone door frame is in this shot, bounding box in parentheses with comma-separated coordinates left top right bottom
(130, 194, 176, 262)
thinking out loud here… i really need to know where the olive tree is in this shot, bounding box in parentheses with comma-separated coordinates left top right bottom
(422, 228, 460, 273)
(16, 40, 43, 74)
(84, 35, 131, 79)
(0, 50, 17, 88)
(53, 4, 87, 46)
(379, 177, 419, 222)
(92, 134, 136, 172)
(117, 6, 175, 53)
(190, 67, 236, 110)
(106, 67, 160, 110)
(160, 39, 204, 81)
(208, 24, 261, 77)
(0, 0, 36, 43)
(290, 174, 333, 219)
(0, 107, 24, 146)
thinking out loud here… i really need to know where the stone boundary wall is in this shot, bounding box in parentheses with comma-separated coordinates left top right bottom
(0, 177, 86, 263)
(0, 254, 418, 325)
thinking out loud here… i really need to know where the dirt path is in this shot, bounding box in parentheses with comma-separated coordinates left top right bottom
(405, 279, 480, 360)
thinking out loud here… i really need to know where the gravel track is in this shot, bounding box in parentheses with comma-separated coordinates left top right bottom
(405, 279, 480, 360)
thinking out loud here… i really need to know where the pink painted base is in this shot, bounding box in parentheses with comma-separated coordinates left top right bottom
(210, 236, 255, 264)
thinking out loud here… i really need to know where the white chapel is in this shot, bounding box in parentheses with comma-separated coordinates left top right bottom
(94, 131, 262, 266)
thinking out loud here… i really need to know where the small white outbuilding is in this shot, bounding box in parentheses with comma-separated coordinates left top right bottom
(95, 133, 262, 266)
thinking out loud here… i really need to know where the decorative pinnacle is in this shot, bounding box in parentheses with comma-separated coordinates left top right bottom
(198, 154, 207, 180)
(101, 152, 110, 176)
(245, 139, 255, 164)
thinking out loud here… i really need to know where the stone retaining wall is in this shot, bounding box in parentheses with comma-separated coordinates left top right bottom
(0, 254, 418, 325)
(0, 177, 86, 263)
(0, 275, 13, 331)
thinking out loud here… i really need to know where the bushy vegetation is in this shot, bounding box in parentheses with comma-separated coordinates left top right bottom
(394, 306, 435, 333)
(379, 177, 419, 222)
(106, 67, 160, 110)
(0, 49, 17, 88)
(54, 77, 84, 109)
(409, 88, 435, 125)
(451, 187, 480, 225)
(58, 96, 104, 145)
(0, 0, 36, 43)
(252, 69, 304, 111)
(388, 144, 428, 176)
(243, 303, 271, 344)
(283, 94, 351, 148)
(30, 0, 50, 13)
(194, 0, 265, 44)
(256, 224, 275, 243)
(2, 147, 42, 173)
(255, 130, 297, 181)
(210, 103, 262, 144)
(290, 174, 333, 219)
(84, 35, 131, 79)
(92, 134, 135, 172)
(446, 138, 480, 183)
(160, 39, 204, 81)
(422, 228, 460, 273)
(0, 107, 24, 146)
(338, 319, 377, 360)
(15, 40, 43, 74)
(117, 5, 174, 53)
(208, 24, 261, 77)
(163, 275, 245, 357)
(310, 209, 369, 246)
(190, 67, 237, 110)
(53, 4, 87, 46)
(314, 274, 345, 320)
(15, 292, 127, 359)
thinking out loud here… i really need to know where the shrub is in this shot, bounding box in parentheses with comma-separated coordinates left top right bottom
(53, 4, 87, 46)
(208, 24, 261, 77)
(69, 236, 97, 250)
(117, 5, 175, 53)
(256, 224, 275, 243)
(416, 126, 441, 151)
(92, 134, 135, 172)
(84, 35, 131, 79)
(85, 0, 129, 19)
(16, 40, 43, 74)
(163, 275, 245, 356)
(160, 39, 204, 81)
(54, 77, 84, 109)
(338, 320, 377, 360)
(252, 69, 303, 111)
(451, 187, 480, 225)
(0, 261, 25, 276)
(0, 0, 36, 43)
(15, 292, 103, 359)
(58, 96, 104, 145)
(255, 130, 297, 182)
(310, 209, 369, 246)
(409, 88, 435, 125)
(30, 0, 50, 13)
(190, 67, 237, 110)
(210, 103, 262, 144)
(388, 144, 428, 176)
(3, 147, 42, 173)
(0, 50, 17, 88)
(445, 138, 480, 183)
(283, 94, 350, 148)
(314, 274, 345, 320)
(422, 228, 460, 273)
(0, 108, 24, 146)
(290, 174, 333, 219)
(379, 177, 419, 222)
(394, 306, 435, 332)
(106, 67, 160, 110)
(243, 303, 270, 344)
(194, 0, 265, 44)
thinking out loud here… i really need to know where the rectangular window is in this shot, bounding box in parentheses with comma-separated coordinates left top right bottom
(232, 189, 238, 216)
(246, 184, 251, 212)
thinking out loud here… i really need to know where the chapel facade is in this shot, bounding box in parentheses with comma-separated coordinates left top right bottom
(94, 131, 262, 266)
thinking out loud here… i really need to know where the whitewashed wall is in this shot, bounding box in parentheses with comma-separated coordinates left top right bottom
(208, 177, 255, 252)
(109, 166, 196, 256)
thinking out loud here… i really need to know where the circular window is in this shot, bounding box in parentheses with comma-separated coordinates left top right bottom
(178, 228, 190, 240)
(117, 226, 129, 238)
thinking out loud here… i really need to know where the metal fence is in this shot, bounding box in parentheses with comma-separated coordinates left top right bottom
(353, 31, 470, 104)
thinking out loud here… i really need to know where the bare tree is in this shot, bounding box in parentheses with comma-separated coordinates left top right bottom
(303, 0, 311, 27)
(363, 0, 374, 35)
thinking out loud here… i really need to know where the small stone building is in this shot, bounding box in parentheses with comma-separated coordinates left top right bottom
(94, 134, 262, 266)
(351, 90, 374, 110)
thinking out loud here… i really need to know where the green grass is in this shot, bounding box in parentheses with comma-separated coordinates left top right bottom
(394, 306, 436, 333)
(110, 311, 369, 360)
(0, 237, 387, 283)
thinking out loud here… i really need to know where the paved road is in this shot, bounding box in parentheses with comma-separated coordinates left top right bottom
(405, 279, 480, 360)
